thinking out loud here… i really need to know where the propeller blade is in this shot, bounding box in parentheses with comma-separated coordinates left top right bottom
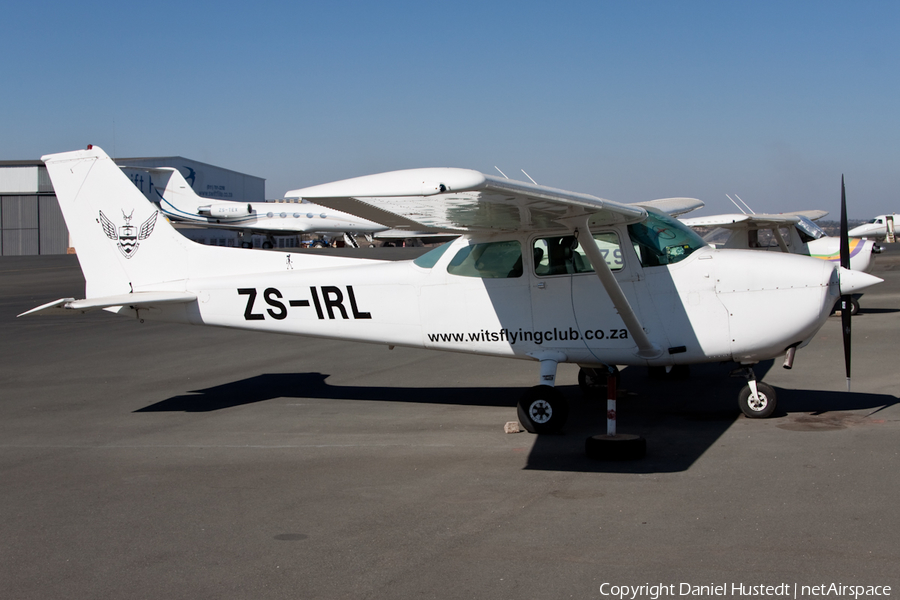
(840, 176, 850, 270)
(840, 176, 851, 391)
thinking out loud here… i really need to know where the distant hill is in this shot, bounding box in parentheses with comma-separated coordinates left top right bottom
(816, 220, 866, 236)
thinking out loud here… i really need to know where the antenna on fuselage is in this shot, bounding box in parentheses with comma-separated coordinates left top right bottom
(734, 194, 756, 214)
(725, 194, 747, 214)
(494, 166, 509, 179)
(521, 170, 537, 185)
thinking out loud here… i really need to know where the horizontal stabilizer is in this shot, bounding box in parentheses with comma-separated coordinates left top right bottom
(19, 291, 197, 317)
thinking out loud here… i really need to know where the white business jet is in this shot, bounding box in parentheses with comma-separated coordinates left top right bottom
(22, 147, 882, 452)
(140, 166, 391, 248)
(848, 214, 896, 242)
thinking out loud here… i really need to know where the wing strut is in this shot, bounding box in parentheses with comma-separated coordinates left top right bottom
(771, 226, 790, 253)
(565, 214, 663, 359)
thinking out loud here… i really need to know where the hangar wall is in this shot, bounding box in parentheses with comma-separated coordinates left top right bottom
(0, 156, 266, 256)
(0, 163, 67, 256)
(117, 156, 265, 205)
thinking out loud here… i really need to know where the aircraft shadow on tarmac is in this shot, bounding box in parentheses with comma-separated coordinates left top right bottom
(137, 360, 898, 474)
(857, 307, 900, 315)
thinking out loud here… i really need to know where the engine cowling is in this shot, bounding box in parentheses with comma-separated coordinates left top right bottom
(198, 203, 253, 218)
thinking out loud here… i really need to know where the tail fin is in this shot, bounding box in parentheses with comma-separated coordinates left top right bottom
(44, 146, 195, 297)
(44, 146, 365, 301)
(125, 166, 208, 221)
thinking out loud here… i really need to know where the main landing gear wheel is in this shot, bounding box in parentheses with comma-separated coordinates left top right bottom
(517, 385, 568, 434)
(577, 367, 619, 397)
(585, 434, 647, 461)
(832, 297, 860, 316)
(738, 381, 777, 418)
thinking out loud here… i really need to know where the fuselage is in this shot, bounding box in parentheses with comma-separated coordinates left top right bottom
(134, 224, 841, 368)
(849, 215, 895, 241)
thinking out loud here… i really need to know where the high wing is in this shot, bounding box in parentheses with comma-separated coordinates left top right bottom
(286, 169, 651, 232)
(681, 210, 828, 229)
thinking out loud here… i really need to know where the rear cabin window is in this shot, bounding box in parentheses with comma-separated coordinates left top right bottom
(446, 240, 523, 278)
(748, 227, 792, 248)
(413, 242, 452, 268)
(533, 232, 624, 275)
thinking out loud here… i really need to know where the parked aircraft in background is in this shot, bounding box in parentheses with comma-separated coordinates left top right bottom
(680, 211, 878, 273)
(22, 147, 882, 459)
(849, 214, 896, 242)
(680, 211, 879, 315)
(135, 167, 390, 248)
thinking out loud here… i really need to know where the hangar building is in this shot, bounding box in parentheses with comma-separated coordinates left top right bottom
(0, 155, 266, 256)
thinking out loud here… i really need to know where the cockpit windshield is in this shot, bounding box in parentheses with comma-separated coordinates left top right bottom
(627, 211, 706, 267)
(795, 216, 827, 243)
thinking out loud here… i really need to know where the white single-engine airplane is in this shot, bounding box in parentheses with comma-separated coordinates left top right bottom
(681, 211, 879, 315)
(139, 166, 391, 248)
(680, 211, 879, 272)
(22, 147, 882, 454)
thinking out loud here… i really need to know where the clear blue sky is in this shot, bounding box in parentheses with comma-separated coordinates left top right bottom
(2, 1, 898, 218)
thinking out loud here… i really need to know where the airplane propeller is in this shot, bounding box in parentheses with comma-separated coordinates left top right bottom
(840, 176, 852, 391)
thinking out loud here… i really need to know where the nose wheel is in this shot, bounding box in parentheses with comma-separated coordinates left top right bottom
(737, 380, 777, 418)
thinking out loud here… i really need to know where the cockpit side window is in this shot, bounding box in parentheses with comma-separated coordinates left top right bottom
(447, 240, 523, 278)
(533, 232, 624, 276)
(628, 211, 706, 267)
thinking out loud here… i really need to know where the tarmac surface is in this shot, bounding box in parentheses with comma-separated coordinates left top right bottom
(2, 245, 899, 599)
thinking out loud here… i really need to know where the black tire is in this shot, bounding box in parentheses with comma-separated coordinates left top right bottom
(585, 434, 647, 460)
(311, 242, 326, 248)
(577, 367, 619, 397)
(262, 241, 274, 249)
(738, 382, 777, 418)
(832, 298, 860, 316)
(240, 241, 252, 249)
(517, 386, 568, 434)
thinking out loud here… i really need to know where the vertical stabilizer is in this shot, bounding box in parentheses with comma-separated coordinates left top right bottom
(133, 166, 206, 219)
(43, 146, 193, 298)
